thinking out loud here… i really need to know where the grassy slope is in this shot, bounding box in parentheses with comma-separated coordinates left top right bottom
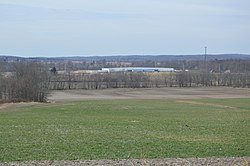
(0, 98, 249, 161)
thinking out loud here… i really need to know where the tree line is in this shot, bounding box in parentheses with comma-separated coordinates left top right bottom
(47, 71, 250, 90)
(39, 59, 250, 73)
(1, 59, 250, 103)
(46, 59, 250, 90)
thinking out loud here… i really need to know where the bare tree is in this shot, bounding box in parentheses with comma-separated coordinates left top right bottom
(0, 62, 49, 103)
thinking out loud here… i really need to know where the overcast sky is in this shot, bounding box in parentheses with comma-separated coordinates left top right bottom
(0, 0, 249, 57)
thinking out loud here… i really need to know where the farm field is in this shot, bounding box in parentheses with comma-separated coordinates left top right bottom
(0, 92, 249, 162)
(49, 87, 250, 102)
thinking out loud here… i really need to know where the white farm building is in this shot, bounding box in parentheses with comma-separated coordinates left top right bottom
(98, 67, 175, 73)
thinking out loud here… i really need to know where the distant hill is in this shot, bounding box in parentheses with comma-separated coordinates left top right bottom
(1, 54, 250, 62)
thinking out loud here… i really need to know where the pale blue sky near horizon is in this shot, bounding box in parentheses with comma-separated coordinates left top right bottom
(0, 0, 249, 57)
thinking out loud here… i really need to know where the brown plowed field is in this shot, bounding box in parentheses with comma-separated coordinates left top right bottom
(49, 87, 250, 102)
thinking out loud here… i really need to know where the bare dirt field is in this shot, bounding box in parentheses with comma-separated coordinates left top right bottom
(49, 87, 250, 102)
(3, 87, 249, 111)
(2, 87, 249, 110)
(1, 157, 249, 166)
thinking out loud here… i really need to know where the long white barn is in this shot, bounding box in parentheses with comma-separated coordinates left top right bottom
(98, 67, 175, 73)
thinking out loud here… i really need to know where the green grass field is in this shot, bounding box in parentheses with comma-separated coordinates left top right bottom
(0, 98, 249, 161)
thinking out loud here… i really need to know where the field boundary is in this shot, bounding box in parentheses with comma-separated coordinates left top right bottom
(1, 157, 249, 166)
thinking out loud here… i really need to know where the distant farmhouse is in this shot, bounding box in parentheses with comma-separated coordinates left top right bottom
(98, 67, 175, 73)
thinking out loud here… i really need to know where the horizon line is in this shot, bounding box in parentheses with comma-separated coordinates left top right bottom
(1, 53, 250, 58)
